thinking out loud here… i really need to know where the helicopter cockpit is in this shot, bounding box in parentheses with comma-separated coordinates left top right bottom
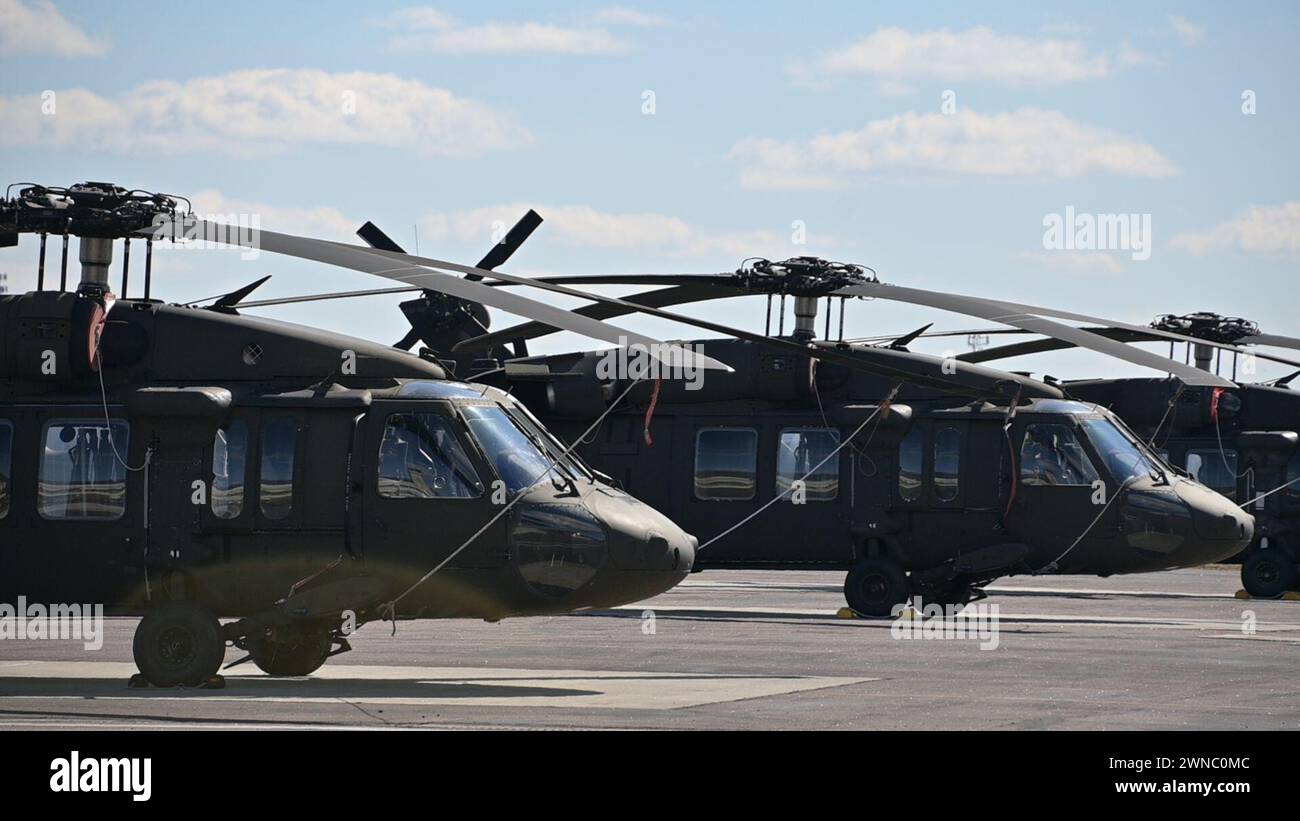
(1013, 399, 1252, 574)
(369, 379, 695, 615)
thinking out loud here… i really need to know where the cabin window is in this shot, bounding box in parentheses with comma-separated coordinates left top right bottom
(1186, 449, 1238, 500)
(898, 427, 924, 502)
(934, 426, 961, 502)
(1287, 452, 1300, 504)
(259, 419, 298, 520)
(378, 412, 484, 499)
(38, 419, 130, 520)
(211, 421, 248, 519)
(1020, 423, 1099, 487)
(694, 428, 757, 500)
(0, 421, 12, 519)
(776, 427, 840, 502)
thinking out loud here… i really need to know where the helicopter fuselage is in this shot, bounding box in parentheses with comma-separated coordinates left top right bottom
(0, 296, 695, 626)
(506, 339, 1254, 593)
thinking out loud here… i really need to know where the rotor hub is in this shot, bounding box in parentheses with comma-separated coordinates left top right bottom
(1, 181, 185, 241)
(736, 256, 876, 297)
(1151, 312, 1259, 344)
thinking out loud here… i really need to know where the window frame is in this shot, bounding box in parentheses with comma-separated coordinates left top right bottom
(933, 425, 962, 504)
(897, 425, 926, 504)
(37, 417, 131, 522)
(775, 426, 841, 503)
(210, 419, 250, 521)
(257, 415, 301, 523)
(693, 426, 759, 502)
(376, 409, 485, 501)
(1018, 421, 1101, 489)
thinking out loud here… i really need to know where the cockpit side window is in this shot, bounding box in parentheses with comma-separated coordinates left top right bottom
(1020, 423, 1100, 487)
(378, 412, 484, 499)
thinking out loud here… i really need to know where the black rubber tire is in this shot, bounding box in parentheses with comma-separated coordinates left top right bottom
(249, 630, 332, 677)
(132, 601, 224, 687)
(1242, 550, 1298, 599)
(844, 557, 911, 618)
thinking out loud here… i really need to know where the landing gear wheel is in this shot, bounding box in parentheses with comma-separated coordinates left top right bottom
(132, 601, 224, 687)
(248, 630, 332, 677)
(914, 577, 974, 611)
(1242, 550, 1298, 599)
(844, 557, 911, 618)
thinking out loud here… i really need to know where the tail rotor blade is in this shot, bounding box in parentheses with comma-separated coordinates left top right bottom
(472, 209, 543, 277)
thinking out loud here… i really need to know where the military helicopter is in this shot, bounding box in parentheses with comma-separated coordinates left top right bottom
(236, 226, 1263, 617)
(880, 311, 1300, 599)
(0, 181, 743, 687)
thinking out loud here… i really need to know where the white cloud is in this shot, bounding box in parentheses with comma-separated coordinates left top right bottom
(1017, 249, 1122, 276)
(375, 7, 631, 55)
(1169, 15, 1206, 47)
(1170, 202, 1300, 255)
(593, 7, 668, 27)
(727, 108, 1180, 189)
(0, 69, 531, 157)
(370, 6, 456, 30)
(0, 0, 107, 57)
(789, 25, 1154, 88)
(418, 203, 806, 259)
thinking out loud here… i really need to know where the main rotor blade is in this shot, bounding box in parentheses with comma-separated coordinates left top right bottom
(814, 342, 1063, 400)
(336, 243, 1063, 399)
(1245, 332, 1300, 352)
(836, 282, 1236, 387)
(454, 282, 750, 352)
(957, 326, 1300, 370)
(139, 218, 732, 373)
(236, 285, 419, 309)
(945, 291, 1291, 370)
(958, 328, 1159, 363)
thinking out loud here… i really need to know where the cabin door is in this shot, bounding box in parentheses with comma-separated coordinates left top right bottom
(362, 402, 510, 573)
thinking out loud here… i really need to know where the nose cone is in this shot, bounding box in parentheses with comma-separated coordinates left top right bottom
(1178, 480, 1255, 563)
(590, 487, 695, 574)
(1118, 480, 1254, 572)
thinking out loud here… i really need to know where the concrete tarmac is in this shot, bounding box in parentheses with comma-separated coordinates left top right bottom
(0, 566, 1296, 730)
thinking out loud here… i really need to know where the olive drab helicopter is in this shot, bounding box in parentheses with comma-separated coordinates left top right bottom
(0, 181, 743, 688)
(875, 311, 1300, 599)
(231, 223, 1261, 618)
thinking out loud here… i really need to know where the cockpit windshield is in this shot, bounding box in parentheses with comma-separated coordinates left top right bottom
(504, 400, 594, 482)
(1078, 416, 1162, 484)
(460, 405, 555, 495)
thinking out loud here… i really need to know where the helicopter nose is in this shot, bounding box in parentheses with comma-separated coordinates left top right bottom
(1174, 480, 1255, 567)
(593, 490, 695, 574)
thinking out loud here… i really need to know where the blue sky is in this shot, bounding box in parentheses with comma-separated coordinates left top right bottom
(2, 0, 1297, 381)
